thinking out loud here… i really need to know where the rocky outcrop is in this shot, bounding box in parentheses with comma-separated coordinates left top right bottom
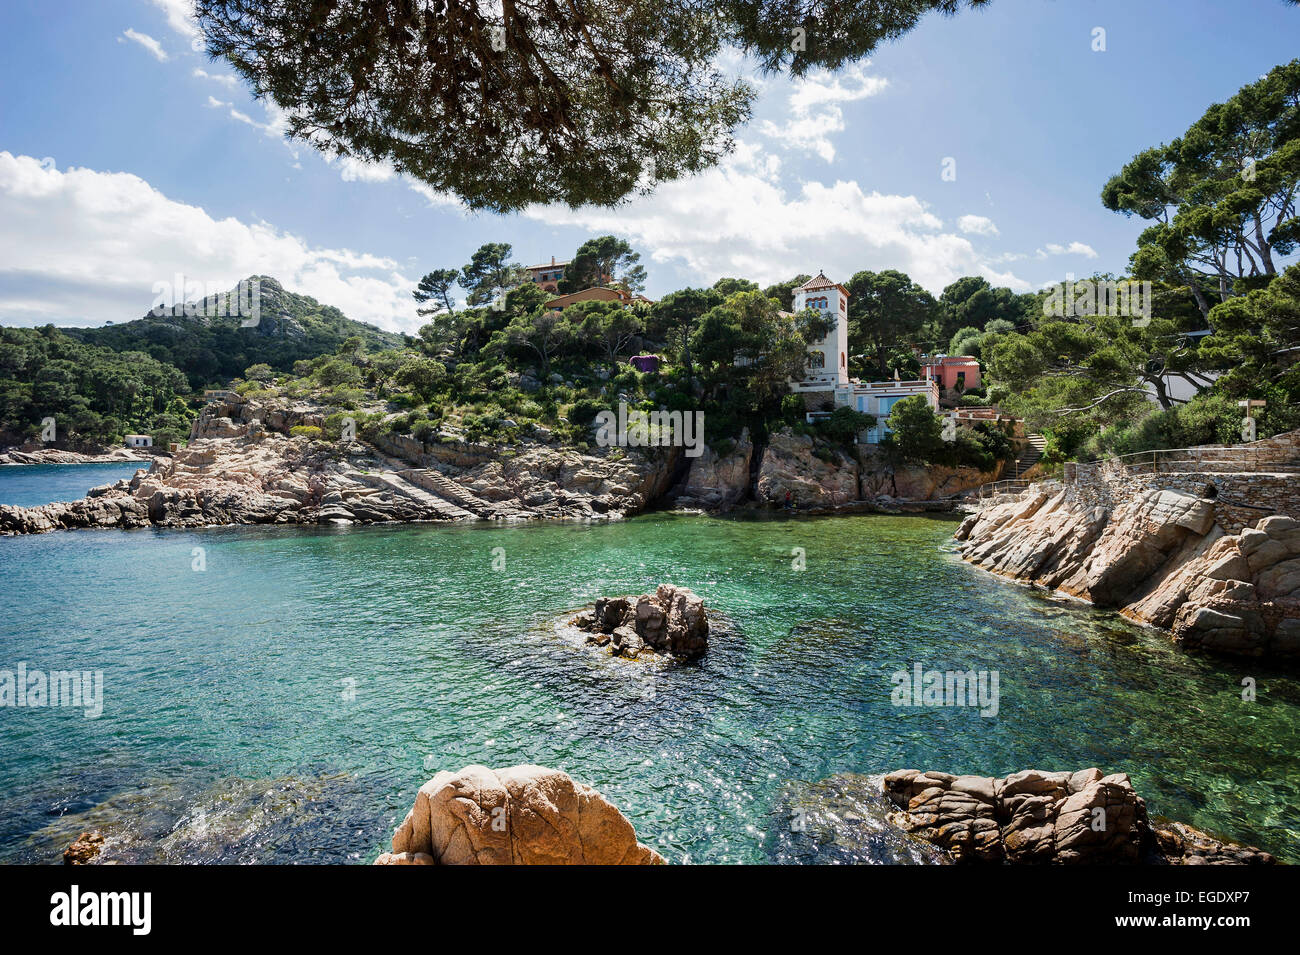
(881, 768, 1275, 864)
(569, 584, 710, 659)
(886, 462, 1002, 500)
(755, 428, 858, 507)
(0, 446, 154, 466)
(377, 765, 665, 865)
(956, 487, 1300, 658)
(674, 429, 753, 512)
(0, 395, 679, 535)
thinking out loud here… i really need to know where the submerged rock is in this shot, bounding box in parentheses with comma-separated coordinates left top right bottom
(770, 774, 950, 865)
(379, 765, 664, 865)
(63, 830, 104, 865)
(569, 584, 710, 659)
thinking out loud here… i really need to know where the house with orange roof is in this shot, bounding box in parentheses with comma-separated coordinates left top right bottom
(545, 286, 654, 311)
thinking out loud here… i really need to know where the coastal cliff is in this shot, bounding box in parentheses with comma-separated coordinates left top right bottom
(955, 432, 1300, 658)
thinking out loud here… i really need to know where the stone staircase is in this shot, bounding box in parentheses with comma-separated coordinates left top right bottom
(353, 470, 477, 521)
(366, 448, 492, 518)
(1013, 434, 1047, 479)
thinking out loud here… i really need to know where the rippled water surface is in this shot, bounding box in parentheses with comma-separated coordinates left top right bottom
(0, 462, 145, 508)
(1, 477, 1297, 863)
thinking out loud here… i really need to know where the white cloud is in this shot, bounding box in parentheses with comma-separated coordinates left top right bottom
(524, 141, 1023, 295)
(759, 64, 888, 163)
(1037, 241, 1098, 259)
(122, 29, 169, 62)
(337, 157, 397, 183)
(149, 0, 199, 40)
(0, 152, 422, 333)
(957, 214, 999, 236)
(205, 95, 228, 109)
(193, 67, 239, 89)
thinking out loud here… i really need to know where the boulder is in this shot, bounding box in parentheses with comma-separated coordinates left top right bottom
(571, 584, 710, 659)
(880, 767, 1274, 864)
(383, 765, 664, 865)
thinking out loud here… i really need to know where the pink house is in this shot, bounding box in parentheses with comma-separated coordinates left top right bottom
(921, 355, 981, 392)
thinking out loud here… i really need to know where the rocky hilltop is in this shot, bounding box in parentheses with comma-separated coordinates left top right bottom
(0, 393, 679, 535)
(377, 765, 664, 865)
(956, 432, 1300, 658)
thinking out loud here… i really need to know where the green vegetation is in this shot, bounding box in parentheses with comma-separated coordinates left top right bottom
(195, 0, 993, 212)
(881, 395, 1012, 472)
(66, 276, 404, 389)
(0, 325, 192, 448)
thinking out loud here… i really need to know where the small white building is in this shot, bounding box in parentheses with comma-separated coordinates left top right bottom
(124, 434, 153, 448)
(790, 272, 939, 443)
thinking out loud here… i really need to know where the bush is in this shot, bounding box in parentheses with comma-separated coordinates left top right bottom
(815, 406, 876, 445)
(567, 397, 607, 428)
(289, 425, 323, 440)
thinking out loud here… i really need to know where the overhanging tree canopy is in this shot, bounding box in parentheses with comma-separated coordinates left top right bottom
(195, 0, 991, 211)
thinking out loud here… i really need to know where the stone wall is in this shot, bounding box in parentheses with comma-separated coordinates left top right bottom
(1060, 430, 1300, 534)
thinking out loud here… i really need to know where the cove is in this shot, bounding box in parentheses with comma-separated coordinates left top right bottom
(0, 507, 1297, 864)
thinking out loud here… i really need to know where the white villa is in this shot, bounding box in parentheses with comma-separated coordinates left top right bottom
(789, 273, 939, 443)
(124, 434, 153, 448)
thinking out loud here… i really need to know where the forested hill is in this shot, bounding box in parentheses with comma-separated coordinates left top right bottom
(63, 276, 405, 389)
(0, 276, 407, 450)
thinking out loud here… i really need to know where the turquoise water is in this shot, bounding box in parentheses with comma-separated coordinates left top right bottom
(0, 462, 145, 508)
(0, 473, 1298, 863)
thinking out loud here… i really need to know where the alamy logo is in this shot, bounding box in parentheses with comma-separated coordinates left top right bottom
(150, 275, 261, 326)
(593, 401, 705, 458)
(1042, 278, 1152, 326)
(891, 663, 1000, 718)
(0, 662, 103, 718)
(50, 886, 151, 935)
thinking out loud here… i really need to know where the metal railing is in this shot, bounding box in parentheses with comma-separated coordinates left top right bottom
(978, 479, 1031, 499)
(1065, 443, 1300, 483)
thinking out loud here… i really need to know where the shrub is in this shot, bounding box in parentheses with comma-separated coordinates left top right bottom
(568, 397, 607, 428)
(290, 425, 323, 440)
(815, 406, 876, 445)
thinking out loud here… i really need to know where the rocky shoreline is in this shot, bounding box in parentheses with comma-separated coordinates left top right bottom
(0, 394, 987, 536)
(956, 483, 1300, 659)
(0, 394, 681, 534)
(0, 446, 157, 466)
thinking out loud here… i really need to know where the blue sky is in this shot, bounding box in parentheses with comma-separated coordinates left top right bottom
(0, 0, 1297, 332)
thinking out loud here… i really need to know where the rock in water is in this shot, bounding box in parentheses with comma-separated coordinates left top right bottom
(377, 765, 665, 865)
(880, 768, 1275, 864)
(570, 584, 709, 659)
(63, 830, 104, 865)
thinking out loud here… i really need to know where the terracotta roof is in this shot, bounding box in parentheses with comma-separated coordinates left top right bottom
(545, 286, 656, 308)
(796, 272, 850, 297)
